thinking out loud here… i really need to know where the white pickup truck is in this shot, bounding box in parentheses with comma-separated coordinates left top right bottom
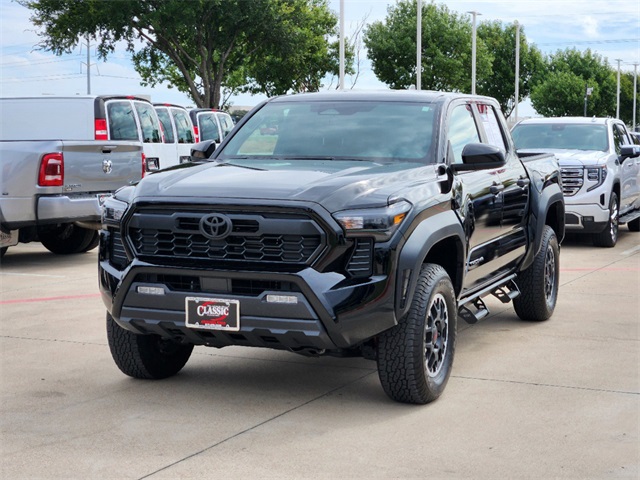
(0, 96, 146, 257)
(512, 117, 640, 247)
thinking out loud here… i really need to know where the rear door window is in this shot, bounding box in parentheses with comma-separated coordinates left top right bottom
(134, 102, 162, 143)
(173, 109, 194, 143)
(216, 113, 234, 138)
(106, 101, 139, 141)
(198, 113, 220, 142)
(155, 108, 175, 143)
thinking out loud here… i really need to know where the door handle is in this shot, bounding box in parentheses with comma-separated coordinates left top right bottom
(517, 177, 530, 187)
(490, 183, 504, 195)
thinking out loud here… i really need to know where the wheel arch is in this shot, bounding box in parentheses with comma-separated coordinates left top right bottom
(396, 210, 465, 320)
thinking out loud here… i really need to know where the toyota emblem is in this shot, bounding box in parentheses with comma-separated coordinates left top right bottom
(200, 214, 232, 240)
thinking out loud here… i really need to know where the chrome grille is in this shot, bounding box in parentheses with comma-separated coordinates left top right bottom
(561, 167, 584, 196)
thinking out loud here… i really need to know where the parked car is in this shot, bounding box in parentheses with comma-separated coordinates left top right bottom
(100, 91, 564, 404)
(629, 130, 640, 145)
(0, 95, 145, 256)
(188, 108, 234, 144)
(512, 117, 640, 247)
(153, 103, 196, 165)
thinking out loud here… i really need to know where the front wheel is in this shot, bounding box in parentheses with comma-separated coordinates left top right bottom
(107, 313, 193, 379)
(513, 225, 559, 321)
(377, 264, 457, 404)
(592, 192, 618, 248)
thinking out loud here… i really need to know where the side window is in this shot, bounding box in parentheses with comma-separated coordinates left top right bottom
(612, 125, 625, 155)
(198, 113, 220, 142)
(448, 104, 481, 164)
(134, 102, 162, 143)
(172, 110, 194, 143)
(155, 108, 175, 143)
(106, 101, 139, 141)
(217, 113, 234, 138)
(478, 104, 507, 151)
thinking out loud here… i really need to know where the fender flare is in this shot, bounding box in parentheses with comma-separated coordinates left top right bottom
(521, 182, 565, 271)
(395, 209, 465, 320)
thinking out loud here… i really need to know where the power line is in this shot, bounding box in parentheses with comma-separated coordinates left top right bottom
(537, 38, 639, 46)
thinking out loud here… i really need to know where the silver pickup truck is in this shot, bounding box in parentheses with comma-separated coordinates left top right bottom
(0, 96, 145, 257)
(512, 117, 640, 247)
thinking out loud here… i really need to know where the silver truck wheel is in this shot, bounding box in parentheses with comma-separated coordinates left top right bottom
(107, 313, 193, 379)
(377, 264, 457, 404)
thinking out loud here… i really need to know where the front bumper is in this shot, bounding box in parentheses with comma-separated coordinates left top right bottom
(564, 202, 609, 233)
(99, 230, 397, 352)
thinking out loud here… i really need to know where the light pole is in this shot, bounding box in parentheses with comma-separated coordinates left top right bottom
(514, 21, 520, 122)
(615, 59, 622, 119)
(633, 63, 638, 131)
(468, 11, 481, 95)
(339, 0, 345, 90)
(417, 0, 422, 90)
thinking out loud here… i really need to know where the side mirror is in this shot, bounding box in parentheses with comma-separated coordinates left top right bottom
(620, 144, 640, 160)
(451, 143, 506, 172)
(190, 140, 217, 161)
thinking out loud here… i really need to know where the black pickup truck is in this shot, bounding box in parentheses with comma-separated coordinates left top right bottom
(99, 91, 564, 404)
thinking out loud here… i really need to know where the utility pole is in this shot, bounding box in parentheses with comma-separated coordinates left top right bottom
(633, 63, 638, 131)
(468, 11, 481, 95)
(339, 0, 345, 90)
(81, 36, 96, 95)
(416, 0, 422, 90)
(514, 20, 520, 122)
(615, 59, 622, 119)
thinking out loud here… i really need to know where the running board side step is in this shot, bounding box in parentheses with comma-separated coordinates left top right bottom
(459, 297, 489, 324)
(491, 279, 521, 304)
(457, 276, 521, 324)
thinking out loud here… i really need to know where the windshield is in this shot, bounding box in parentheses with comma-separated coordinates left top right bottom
(512, 123, 608, 152)
(218, 100, 438, 163)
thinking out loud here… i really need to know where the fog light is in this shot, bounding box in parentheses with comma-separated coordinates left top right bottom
(137, 286, 165, 295)
(266, 294, 298, 304)
(583, 216, 594, 223)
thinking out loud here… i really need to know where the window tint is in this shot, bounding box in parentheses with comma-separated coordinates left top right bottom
(612, 124, 626, 155)
(448, 104, 481, 164)
(106, 101, 139, 141)
(172, 109, 194, 143)
(477, 104, 506, 151)
(198, 113, 220, 142)
(216, 113, 234, 138)
(134, 102, 161, 143)
(155, 108, 175, 143)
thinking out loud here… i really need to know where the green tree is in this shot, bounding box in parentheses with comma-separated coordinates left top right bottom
(530, 49, 616, 117)
(363, 1, 492, 92)
(21, 0, 343, 108)
(477, 21, 544, 118)
(619, 71, 638, 127)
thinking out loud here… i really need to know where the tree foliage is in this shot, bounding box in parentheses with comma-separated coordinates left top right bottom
(530, 49, 616, 117)
(363, 1, 491, 92)
(618, 72, 638, 127)
(21, 0, 344, 108)
(476, 21, 544, 118)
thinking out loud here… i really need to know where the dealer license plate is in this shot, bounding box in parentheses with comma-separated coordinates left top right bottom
(185, 297, 240, 332)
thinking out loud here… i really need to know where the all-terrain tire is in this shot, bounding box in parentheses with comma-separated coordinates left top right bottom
(628, 217, 640, 232)
(38, 224, 97, 254)
(107, 313, 193, 379)
(513, 225, 559, 321)
(377, 264, 457, 404)
(80, 231, 100, 252)
(592, 192, 618, 248)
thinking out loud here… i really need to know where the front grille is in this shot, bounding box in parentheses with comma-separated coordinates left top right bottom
(109, 229, 128, 269)
(135, 274, 300, 296)
(561, 167, 584, 196)
(125, 208, 326, 268)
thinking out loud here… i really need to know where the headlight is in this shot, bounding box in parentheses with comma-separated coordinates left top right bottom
(101, 196, 129, 226)
(333, 200, 412, 241)
(586, 165, 607, 192)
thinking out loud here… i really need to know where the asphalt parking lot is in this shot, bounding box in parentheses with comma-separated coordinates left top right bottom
(1, 230, 638, 479)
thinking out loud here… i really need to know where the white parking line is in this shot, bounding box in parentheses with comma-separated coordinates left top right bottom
(0, 272, 66, 278)
(620, 245, 640, 256)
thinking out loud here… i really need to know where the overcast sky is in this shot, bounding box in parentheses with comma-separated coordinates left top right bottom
(1, 0, 638, 115)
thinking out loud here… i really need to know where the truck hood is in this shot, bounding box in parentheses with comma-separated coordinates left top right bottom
(132, 159, 440, 213)
(519, 148, 609, 166)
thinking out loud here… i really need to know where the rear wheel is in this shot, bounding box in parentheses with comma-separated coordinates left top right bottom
(628, 217, 640, 232)
(514, 225, 559, 321)
(592, 192, 618, 248)
(38, 224, 97, 254)
(377, 264, 457, 404)
(107, 313, 193, 379)
(0, 247, 7, 258)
